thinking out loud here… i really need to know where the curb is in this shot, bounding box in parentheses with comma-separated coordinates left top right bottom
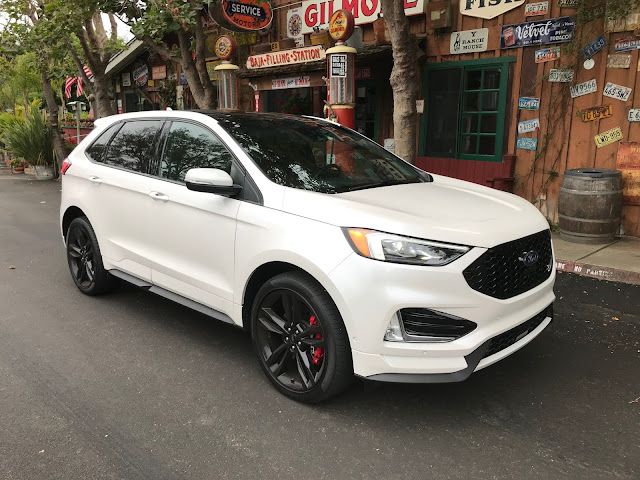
(555, 259, 640, 286)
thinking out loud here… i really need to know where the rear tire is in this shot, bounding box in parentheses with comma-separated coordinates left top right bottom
(250, 271, 353, 403)
(66, 217, 117, 295)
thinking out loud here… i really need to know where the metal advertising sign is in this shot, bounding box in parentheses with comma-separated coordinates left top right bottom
(580, 105, 612, 122)
(517, 137, 538, 150)
(151, 66, 166, 80)
(272, 76, 311, 90)
(525, 2, 548, 17)
(329, 9, 355, 41)
(628, 109, 640, 122)
(287, 8, 304, 47)
(518, 97, 541, 110)
(607, 54, 632, 69)
(300, 0, 426, 35)
(518, 118, 541, 133)
(221, 0, 273, 30)
(603, 82, 633, 102)
(535, 47, 560, 63)
(570, 79, 597, 98)
(461, 0, 525, 20)
(122, 72, 131, 87)
(581, 35, 606, 58)
(133, 64, 149, 87)
(501, 17, 575, 49)
(616, 142, 640, 205)
(549, 69, 574, 82)
(594, 127, 623, 148)
(215, 35, 237, 60)
(450, 28, 489, 54)
(614, 37, 640, 52)
(246, 45, 326, 69)
(330, 54, 348, 78)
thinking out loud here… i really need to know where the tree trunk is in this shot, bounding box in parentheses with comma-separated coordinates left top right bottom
(379, 0, 419, 164)
(91, 71, 115, 117)
(40, 72, 67, 167)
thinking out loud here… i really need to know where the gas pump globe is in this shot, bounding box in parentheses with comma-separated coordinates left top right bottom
(213, 35, 239, 110)
(326, 10, 356, 128)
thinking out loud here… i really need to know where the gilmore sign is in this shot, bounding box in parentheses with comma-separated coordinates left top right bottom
(462, 0, 525, 20)
(300, 0, 426, 35)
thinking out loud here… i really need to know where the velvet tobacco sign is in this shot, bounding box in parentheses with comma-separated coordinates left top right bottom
(501, 16, 575, 49)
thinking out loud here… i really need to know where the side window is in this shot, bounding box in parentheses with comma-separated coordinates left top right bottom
(161, 121, 234, 182)
(85, 123, 121, 163)
(103, 120, 164, 173)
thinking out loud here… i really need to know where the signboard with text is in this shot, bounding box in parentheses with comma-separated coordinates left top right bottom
(518, 97, 540, 110)
(594, 127, 623, 148)
(517, 137, 538, 150)
(501, 17, 575, 49)
(330, 54, 347, 78)
(300, 0, 426, 35)
(247, 45, 326, 69)
(518, 118, 541, 133)
(525, 2, 548, 17)
(570, 79, 597, 98)
(580, 105, 612, 122)
(272, 76, 311, 90)
(603, 82, 632, 102)
(461, 0, 525, 19)
(450, 28, 488, 54)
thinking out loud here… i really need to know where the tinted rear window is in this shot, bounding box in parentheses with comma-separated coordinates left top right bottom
(85, 123, 121, 163)
(103, 120, 164, 174)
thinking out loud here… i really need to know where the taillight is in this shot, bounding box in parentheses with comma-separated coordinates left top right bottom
(61, 159, 72, 175)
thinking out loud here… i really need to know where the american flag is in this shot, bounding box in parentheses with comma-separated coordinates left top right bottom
(83, 65, 93, 80)
(64, 76, 77, 99)
(76, 78, 84, 97)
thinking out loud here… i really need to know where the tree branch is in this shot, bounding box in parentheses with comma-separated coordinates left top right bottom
(140, 35, 179, 63)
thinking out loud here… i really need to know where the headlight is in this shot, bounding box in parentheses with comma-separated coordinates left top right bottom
(343, 228, 469, 266)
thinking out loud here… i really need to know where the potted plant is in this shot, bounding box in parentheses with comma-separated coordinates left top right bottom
(3, 108, 55, 180)
(7, 157, 25, 173)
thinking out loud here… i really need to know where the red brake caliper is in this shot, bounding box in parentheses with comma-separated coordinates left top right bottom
(309, 316, 324, 365)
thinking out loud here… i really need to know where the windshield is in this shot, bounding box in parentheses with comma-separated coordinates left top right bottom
(209, 113, 426, 193)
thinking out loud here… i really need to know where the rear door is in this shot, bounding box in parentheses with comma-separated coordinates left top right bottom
(85, 120, 165, 281)
(146, 120, 242, 315)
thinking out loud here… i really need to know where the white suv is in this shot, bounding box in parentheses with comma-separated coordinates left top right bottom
(60, 110, 555, 402)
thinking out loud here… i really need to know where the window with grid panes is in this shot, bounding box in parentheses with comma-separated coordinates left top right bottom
(420, 58, 513, 162)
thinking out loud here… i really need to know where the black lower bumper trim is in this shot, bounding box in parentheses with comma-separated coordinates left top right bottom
(363, 303, 553, 384)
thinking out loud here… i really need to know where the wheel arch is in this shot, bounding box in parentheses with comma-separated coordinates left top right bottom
(62, 206, 88, 239)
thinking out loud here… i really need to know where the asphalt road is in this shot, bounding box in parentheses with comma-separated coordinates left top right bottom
(1, 176, 639, 480)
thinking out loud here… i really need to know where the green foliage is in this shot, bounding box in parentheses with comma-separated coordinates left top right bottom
(3, 105, 54, 166)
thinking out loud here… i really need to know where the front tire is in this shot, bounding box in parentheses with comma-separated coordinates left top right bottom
(251, 271, 353, 403)
(66, 217, 116, 295)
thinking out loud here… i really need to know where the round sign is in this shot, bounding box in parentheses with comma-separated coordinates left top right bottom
(221, 0, 273, 31)
(287, 11, 302, 37)
(215, 35, 237, 60)
(329, 9, 355, 41)
(132, 63, 149, 87)
(583, 58, 595, 70)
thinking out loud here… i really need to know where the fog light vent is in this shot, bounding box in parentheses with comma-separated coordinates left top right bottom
(399, 308, 477, 342)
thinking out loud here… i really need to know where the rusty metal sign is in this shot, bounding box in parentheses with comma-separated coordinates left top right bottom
(617, 142, 640, 205)
(581, 104, 612, 122)
(607, 54, 632, 69)
(594, 126, 623, 148)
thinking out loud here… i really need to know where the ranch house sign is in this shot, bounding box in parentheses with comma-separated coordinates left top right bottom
(461, 0, 525, 20)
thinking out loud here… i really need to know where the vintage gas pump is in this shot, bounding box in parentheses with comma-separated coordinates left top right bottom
(325, 10, 356, 129)
(213, 35, 239, 110)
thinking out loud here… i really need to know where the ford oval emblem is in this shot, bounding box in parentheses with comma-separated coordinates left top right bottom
(519, 250, 539, 267)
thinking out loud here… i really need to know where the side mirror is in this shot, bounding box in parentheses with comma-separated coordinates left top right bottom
(185, 168, 242, 197)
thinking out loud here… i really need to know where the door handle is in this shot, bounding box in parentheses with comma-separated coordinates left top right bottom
(149, 191, 169, 201)
(88, 176, 102, 184)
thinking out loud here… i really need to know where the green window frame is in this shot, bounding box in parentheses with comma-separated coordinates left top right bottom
(419, 57, 515, 162)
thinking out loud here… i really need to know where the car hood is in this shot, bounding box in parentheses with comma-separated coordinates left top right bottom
(280, 175, 549, 248)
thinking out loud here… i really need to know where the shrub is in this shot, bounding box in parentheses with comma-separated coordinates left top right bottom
(3, 109, 54, 166)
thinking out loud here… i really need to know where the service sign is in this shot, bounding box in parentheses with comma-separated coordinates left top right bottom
(461, 0, 525, 20)
(607, 54, 632, 69)
(221, 0, 273, 30)
(246, 45, 326, 69)
(603, 82, 632, 102)
(581, 105, 612, 122)
(272, 76, 311, 90)
(581, 35, 606, 58)
(518, 118, 541, 133)
(525, 2, 548, 17)
(519, 97, 540, 110)
(570, 79, 597, 98)
(614, 37, 640, 52)
(450, 28, 488, 54)
(549, 68, 574, 82)
(594, 127, 623, 148)
(628, 109, 640, 122)
(517, 137, 538, 150)
(300, 0, 426, 35)
(535, 47, 560, 63)
(501, 17, 575, 49)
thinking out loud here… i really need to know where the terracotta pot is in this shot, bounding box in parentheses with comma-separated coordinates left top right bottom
(12, 165, 24, 173)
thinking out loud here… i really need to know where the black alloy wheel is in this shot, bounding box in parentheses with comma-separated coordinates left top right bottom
(66, 217, 116, 295)
(251, 272, 352, 403)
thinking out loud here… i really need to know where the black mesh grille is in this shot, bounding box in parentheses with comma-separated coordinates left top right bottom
(463, 230, 553, 300)
(482, 307, 550, 359)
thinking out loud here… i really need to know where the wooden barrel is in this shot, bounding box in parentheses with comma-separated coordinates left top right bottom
(558, 168, 623, 244)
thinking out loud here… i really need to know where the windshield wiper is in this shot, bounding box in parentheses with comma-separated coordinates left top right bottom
(340, 179, 419, 192)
